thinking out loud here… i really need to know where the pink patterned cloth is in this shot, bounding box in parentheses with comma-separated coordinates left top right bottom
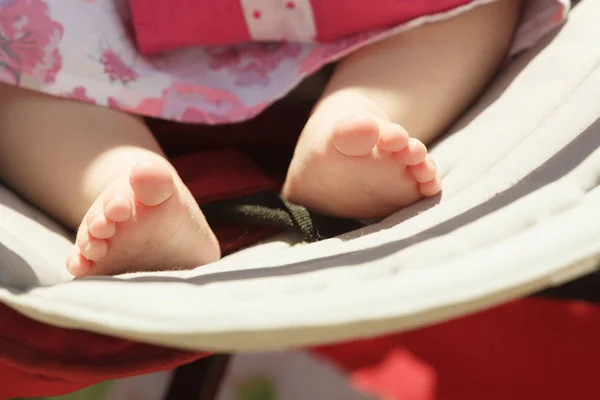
(0, 0, 569, 125)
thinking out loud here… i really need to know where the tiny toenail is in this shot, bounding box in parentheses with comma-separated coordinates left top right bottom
(106, 196, 123, 210)
(354, 115, 371, 122)
(135, 160, 159, 170)
(67, 258, 78, 274)
(387, 122, 405, 131)
(106, 198, 118, 209)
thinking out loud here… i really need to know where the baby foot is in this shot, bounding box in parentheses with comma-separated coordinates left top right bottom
(66, 160, 220, 277)
(282, 114, 440, 219)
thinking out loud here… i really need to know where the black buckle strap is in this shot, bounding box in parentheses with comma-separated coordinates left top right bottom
(202, 191, 364, 243)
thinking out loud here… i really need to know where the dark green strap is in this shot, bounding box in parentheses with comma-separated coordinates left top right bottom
(202, 192, 363, 243)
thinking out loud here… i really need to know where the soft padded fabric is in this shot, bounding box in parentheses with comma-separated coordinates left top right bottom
(0, 0, 599, 353)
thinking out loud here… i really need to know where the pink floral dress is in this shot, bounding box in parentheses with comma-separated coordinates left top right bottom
(0, 0, 569, 125)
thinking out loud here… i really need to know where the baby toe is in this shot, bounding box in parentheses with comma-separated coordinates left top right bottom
(377, 123, 409, 153)
(419, 177, 442, 197)
(331, 115, 380, 156)
(80, 238, 108, 261)
(67, 247, 92, 277)
(77, 231, 108, 262)
(396, 138, 428, 166)
(103, 192, 132, 222)
(408, 158, 438, 183)
(87, 213, 116, 239)
(129, 161, 175, 207)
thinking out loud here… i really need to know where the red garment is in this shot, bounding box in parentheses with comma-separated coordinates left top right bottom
(129, 0, 474, 54)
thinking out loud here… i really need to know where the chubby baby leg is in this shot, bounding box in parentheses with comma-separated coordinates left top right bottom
(283, 0, 521, 218)
(0, 85, 220, 276)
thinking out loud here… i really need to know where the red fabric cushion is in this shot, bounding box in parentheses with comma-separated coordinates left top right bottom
(313, 297, 600, 400)
(0, 302, 206, 399)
